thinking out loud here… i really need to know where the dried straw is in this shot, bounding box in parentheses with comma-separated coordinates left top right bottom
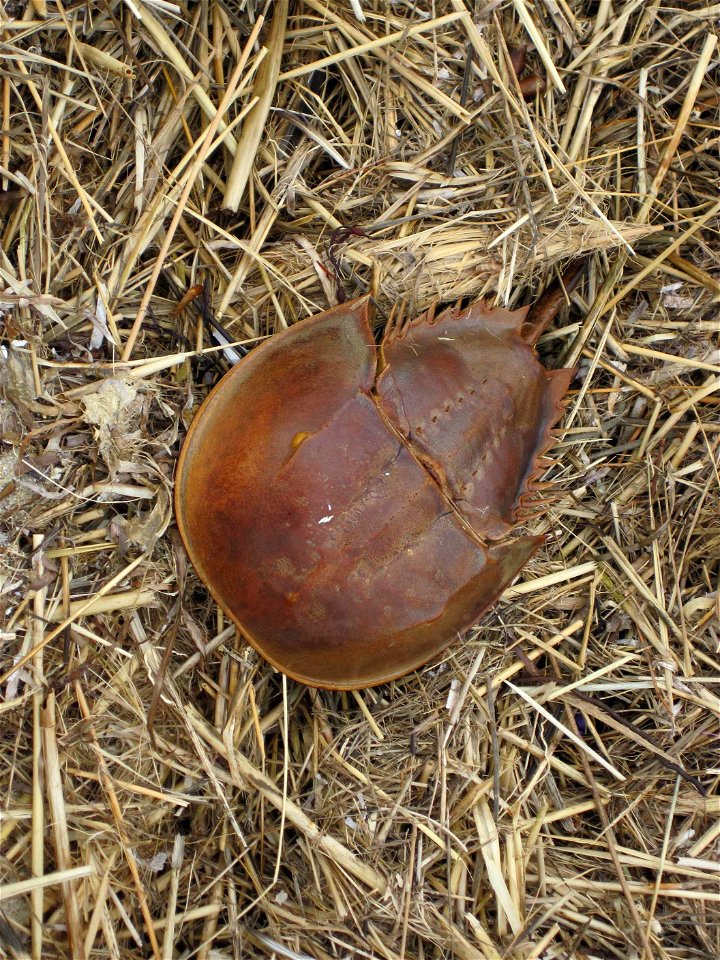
(1, 2, 719, 958)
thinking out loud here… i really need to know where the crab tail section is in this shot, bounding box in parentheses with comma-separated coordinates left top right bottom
(522, 258, 588, 345)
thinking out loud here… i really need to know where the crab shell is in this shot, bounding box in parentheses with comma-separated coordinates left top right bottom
(175, 296, 572, 689)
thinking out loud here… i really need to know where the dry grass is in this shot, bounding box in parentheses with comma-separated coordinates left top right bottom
(1, 1, 719, 958)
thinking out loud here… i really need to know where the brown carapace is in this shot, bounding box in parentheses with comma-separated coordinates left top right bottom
(175, 269, 581, 689)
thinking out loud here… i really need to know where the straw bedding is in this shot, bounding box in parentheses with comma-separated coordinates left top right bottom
(1, 2, 719, 958)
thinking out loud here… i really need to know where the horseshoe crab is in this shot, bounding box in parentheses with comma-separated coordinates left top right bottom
(175, 269, 581, 688)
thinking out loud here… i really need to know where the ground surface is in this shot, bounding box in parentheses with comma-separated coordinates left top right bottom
(1, 2, 720, 958)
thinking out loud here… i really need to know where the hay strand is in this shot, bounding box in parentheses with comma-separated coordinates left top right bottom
(2, 2, 720, 958)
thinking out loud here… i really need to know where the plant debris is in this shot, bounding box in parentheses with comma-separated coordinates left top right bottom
(1, 2, 719, 958)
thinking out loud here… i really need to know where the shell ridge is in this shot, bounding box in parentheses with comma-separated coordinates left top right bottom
(398, 299, 531, 340)
(369, 388, 490, 552)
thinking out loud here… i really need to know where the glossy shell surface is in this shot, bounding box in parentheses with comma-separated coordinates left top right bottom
(175, 296, 572, 689)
